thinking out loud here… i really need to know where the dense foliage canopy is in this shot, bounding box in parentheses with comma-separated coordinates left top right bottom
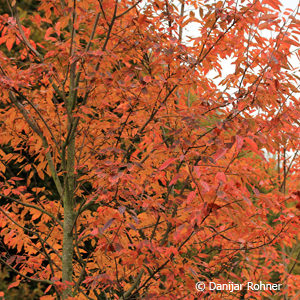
(0, 0, 299, 299)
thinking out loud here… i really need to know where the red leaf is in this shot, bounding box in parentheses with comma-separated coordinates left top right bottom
(265, 0, 281, 10)
(109, 172, 123, 184)
(213, 148, 227, 161)
(44, 284, 52, 294)
(3, 188, 10, 196)
(235, 135, 244, 151)
(194, 166, 201, 178)
(11, 177, 23, 181)
(6, 38, 14, 51)
(245, 137, 259, 154)
(158, 158, 177, 171)
(169, 173, 180, 186)
(274, 79, 280, 90)
(200, 180, 210, 192)
(0, 36, 7, 45)
(216, 172, 226, 183)
(143, 75, 152, 83)
(8, 280, 20, 290)
(55, 21, 61, 36)
(90, 228, 99, 236)
(45, 27, 56, 41)
(243, 195, 252, 206)
(187, 191, 196, 203)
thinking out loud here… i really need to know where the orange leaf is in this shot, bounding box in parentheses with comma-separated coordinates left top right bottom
(6, 38, 14, 51)
(8, 280, 20, 290)
(245, 137, 259, 154)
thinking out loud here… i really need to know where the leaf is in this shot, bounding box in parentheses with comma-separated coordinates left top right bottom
(169, 173, 180, 186)
(194, 166, 201, 178)
(213, 148, 227, 161)
(10, 177, 23, 181)
(0, 36, 7, 45)
(200, 180, 210, 192)
(143, 76, 152, 83)
(274, 79, 280, 90)
(100, 218, 115, 234)
(55, 21, 61, 36)
(187, 191, 196, 203)
(264, 0, 281, 10)
(44, 285, 52, 294)
(31, 210, 42, 221)
(235, 135, 244, 151)
(158, 158, 177, 171)
(45, 27, 56, 41)
(216, 172, 226, 183)
(90, 228, 99, 236)
(6, 255, 16, 265)
(199, 7, 204, 18)
(8, 280, 20, 290)
(245, 137, 260, 155)
(118, 206, 126, 215)
(6, 38, 14, 51)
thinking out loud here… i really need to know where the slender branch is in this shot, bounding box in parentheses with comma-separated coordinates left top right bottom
(178, 0, 185, 42)
(116, 0, 142, 19)
(12, 88, 60, 150)
(289, 249, 300, 274)
(7, 91, 63, 197)
(97, 0, 107, 21)
(85, 13, 101, 53)
(0, 193, 63, 227)
(10, 1, 43, 60)
(131, 230, 195, 298)
(121, 269, 144, 299)
(280, 149, 298, 191)
(102, 0, 119, 51)
(0, 206, 62, 260)
(0, 256, 53, 285)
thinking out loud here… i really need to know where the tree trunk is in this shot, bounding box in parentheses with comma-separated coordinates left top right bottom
(62, 60, 77, 298)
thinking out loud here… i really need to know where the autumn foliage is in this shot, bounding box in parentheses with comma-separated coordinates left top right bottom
(0, 0, 299, 299)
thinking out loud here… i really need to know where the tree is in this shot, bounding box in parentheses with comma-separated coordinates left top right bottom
(0, 0, 299, 299)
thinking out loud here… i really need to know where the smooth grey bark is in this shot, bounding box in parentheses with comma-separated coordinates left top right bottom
(61, 58, 77, 298)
